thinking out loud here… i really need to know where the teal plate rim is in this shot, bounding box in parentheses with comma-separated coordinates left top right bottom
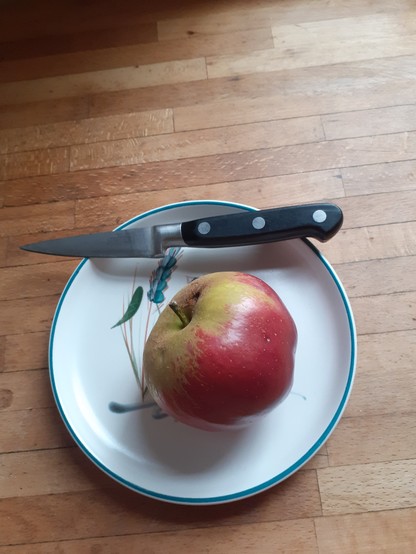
(49, 199, 357, 505)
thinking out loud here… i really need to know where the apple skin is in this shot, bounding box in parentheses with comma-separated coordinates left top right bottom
(143, 271, 297, 431)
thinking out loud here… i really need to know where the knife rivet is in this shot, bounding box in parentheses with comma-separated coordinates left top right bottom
(252, 216, 266, 230)
(198, 222, 211, 235)
(313, 210, 327, 223)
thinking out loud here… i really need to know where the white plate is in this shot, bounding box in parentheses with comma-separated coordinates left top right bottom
(50, 200, 356, 504)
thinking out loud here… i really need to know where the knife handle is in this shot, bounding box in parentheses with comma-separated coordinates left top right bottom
(181, 203, 343, 248)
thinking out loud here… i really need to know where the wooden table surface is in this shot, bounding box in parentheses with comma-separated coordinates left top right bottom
(1, 0, 416, 552)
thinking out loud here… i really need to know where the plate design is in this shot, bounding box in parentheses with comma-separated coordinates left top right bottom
(110, 246, 184, 399)
(49, 200, 357, 505)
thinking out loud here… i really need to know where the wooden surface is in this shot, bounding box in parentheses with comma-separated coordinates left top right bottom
(1, 0, 416, 551)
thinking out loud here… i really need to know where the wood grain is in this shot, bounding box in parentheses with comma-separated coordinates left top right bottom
(0, 469, 321, 546)
(69, 116, 325, 171)
(0, 369, 54, 411)
(0, 58, 207, 106)
(0, 295, 59, 336)
(0, 261, 78, 301)
(156, 0, 405, 40)
(74, 169, 344, 228)
(90, 55, 416, 118)
(0, 201, 74, 237)
(206, 15, 416, 79)
(334, 256, 416, 297)
(322, 104, 416, 140)
(315, 508, 416, 554)
(316, 221, 416, 264)
(351, 291, 416, 334)
(0, 97, 89, 130)
(2, 331, 50, 372)
(0, 28, 273, 83)
(0, 109, 174, 154)
(2, 167, 344, 208)
(0, 448, 107, 499)
(342, 159, 416, 196)
(343, 330, 416, 418)
(1, 0, 416, 550)
(0, 407, 73, 453)
(318, 460, 416, 515)
(0, 147, 70, 181)
(0, 21, 158, 63)
(0, 519, 319, 553)
(326, 413, 416, 466)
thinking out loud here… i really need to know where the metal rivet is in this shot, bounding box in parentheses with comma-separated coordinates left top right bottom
(252, 216, 266, 229)
(198, 221, 211, 235)
(313, 210, 327, 223)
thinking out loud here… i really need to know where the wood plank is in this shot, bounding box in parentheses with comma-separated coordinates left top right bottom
(315, 508, 416, 554)
(316, 221, 416, 264)
(0, 28, 273, 83)
(0, 97, 89, 130)
(69, 116, 325, 171)
(0, 469, 321, 545)
(74, 169, 344, 228)
(0, 370, 54, 411)
(0, 448, 108, 499)
(318, 460, 416, 515)
(0, 261, 77, 301)
(0, 0, 177, 43)
(0, 295, 59, 336)
(0, 336, 4, 374)
(0, 148, 70, 181)
(334, 256, 416, 297)
(322, 104, 416, 140)
(0, 109, 174, 154)
(2, 177, 152, 207)
(90, 55, 416, 117)
(0, 407, 73, 453)
(0, 519, 319, 553)
(342, 159, 416, 196)
(3, 167, 343, 208)
(70, 129, 416, 174)
(274, 12, 416, 47)
(157, 0, 404, 40)
(327, 413, 416, 466)
(0, 59, 207, 106)
(3, 331, 49, 372)
(206, 14, 416, 79)
(338, 190, 416, 229)
(175, 92, 416, 133)
(0, 237, 6, 266)
(344, 330, 416, 418)
(208, 38, 416, 79)
(0, 201, 74, 238)
(0, 0, 230, 44)
(0, 21, 158, 63)
(351, 291, 416, 334)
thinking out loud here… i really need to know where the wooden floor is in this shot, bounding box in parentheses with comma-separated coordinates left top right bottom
(1, 0, 416, 551)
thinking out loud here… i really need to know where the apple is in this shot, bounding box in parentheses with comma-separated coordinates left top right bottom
(143, 271, 297, 431)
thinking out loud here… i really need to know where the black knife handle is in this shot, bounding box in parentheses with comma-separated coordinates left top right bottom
(181, 203, 343, 248)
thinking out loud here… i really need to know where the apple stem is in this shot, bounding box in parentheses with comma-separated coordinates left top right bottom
(169, 301, 190, 327)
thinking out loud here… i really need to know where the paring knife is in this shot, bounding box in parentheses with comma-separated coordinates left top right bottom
(20, 203, 343, 259)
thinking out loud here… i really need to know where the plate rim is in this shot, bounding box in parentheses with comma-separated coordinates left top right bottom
(49, 199, 357, 505)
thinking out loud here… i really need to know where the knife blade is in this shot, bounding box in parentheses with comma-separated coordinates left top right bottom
(20, 203, 343, 258)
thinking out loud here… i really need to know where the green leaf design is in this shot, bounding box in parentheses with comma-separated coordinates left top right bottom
(111, 285, 143, 328)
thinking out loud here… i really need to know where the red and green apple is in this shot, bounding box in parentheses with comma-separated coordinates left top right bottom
(143, 271, 297, 431)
